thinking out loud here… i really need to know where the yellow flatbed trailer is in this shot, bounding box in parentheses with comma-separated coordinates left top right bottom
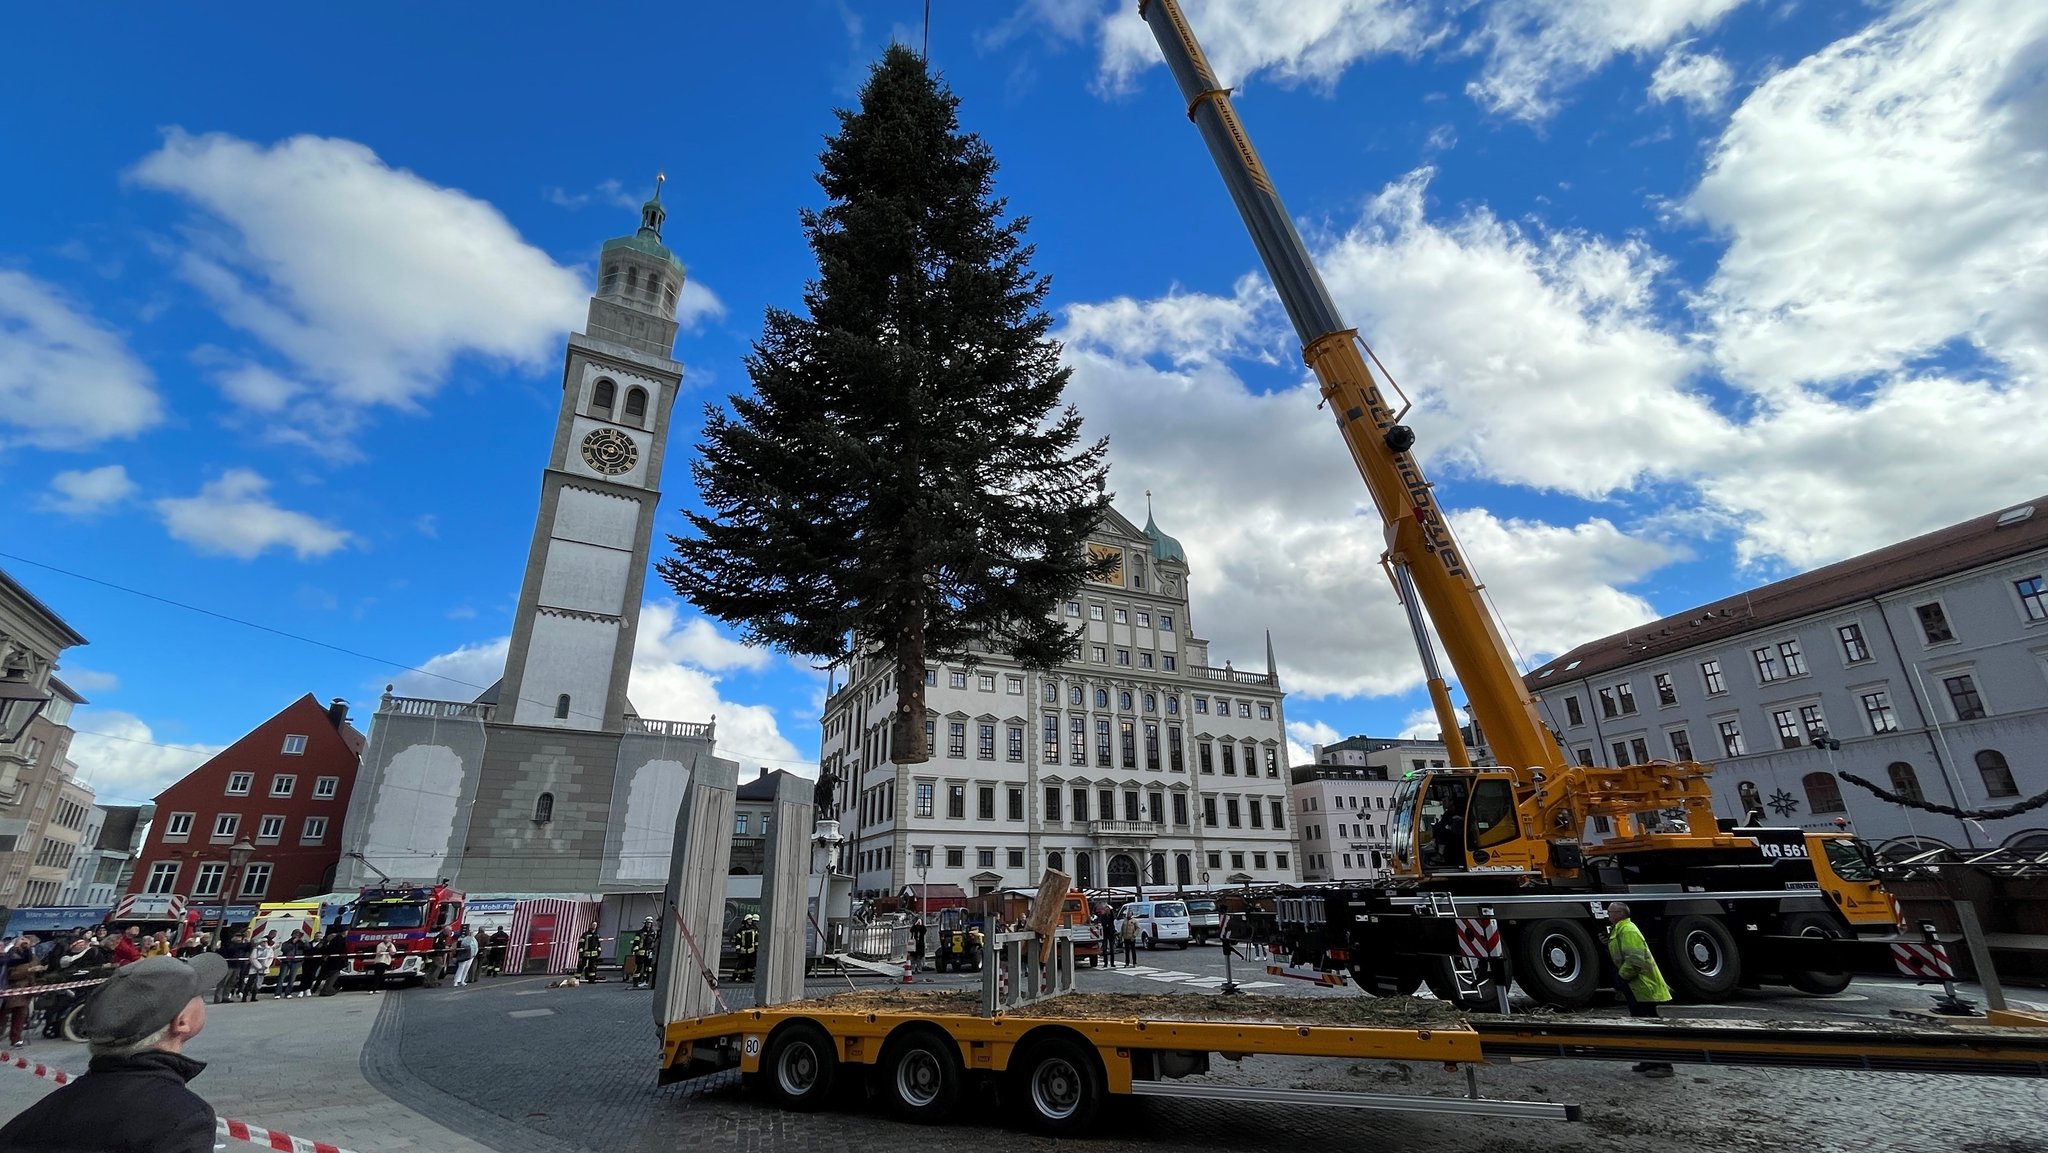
(656, 991, 2048, 1133)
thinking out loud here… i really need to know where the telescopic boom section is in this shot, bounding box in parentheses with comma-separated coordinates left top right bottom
(1139, 0, 1563, 775)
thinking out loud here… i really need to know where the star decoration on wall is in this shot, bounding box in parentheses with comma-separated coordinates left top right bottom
(1768, 788, 1800, 817)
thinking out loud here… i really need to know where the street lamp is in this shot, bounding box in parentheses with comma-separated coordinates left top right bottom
(219, 837, 255, 941)
(0, 680, 50, 745)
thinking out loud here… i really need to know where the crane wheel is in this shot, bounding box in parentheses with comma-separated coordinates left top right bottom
(1662, 915, 1741, 1001)
(763, 1022, 839, 1112)
(878, 1027, 964, 1123)
(1510, 919, 1600, 1010)
(1781, 914, 1853, 996)
(1006, 1036, 1104, 1136)
(1349, 961, 1423, 997)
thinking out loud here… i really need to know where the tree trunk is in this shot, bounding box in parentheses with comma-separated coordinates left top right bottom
(892, 608, 930, 764)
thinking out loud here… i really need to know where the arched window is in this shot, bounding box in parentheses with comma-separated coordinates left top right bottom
(592, 379, 615, 413)
(1149, 853, 1167, 886)
(600, 263, 621, 295)
(554, 693, 571, 720)
(1887, 761, 1925, 804)
(1977, 749, 2018, 798)
(1047, 851, 1063, 873)
(2004, 830, 2048, 856)
(1737, 781, 1763, 820)
(624, 387, 648, 423)
(1175, 853, 1191, 887)
(626, 266, 639, 292)
(645, 274, 661, 303)
(1074, 852, 1092, 887)
(1802, 771, 1845, 814)
(1107, 853, 1138, 888)
(533, 792, 554, 824)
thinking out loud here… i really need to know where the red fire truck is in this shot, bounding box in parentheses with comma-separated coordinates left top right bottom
(342, 882, 466, 986)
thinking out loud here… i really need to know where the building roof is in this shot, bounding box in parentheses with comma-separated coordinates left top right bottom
(1143, 508, 1187, 565)
(737, 767, 806, 803)
(0, 567, 89, 648)
(1526, 495, 2048, 687)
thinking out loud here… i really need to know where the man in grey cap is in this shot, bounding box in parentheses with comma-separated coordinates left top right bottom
(0, 952, 226, 1153)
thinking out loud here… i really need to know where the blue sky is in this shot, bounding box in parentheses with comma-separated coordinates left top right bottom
(4, 0, 2043, 805)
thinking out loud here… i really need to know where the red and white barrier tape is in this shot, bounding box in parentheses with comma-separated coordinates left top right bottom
(1, 976, 110, 996)
(3, 1054, 358, 1153)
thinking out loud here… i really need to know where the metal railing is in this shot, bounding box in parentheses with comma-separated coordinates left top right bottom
(1088, 819, 1163, 838)
(982, 930, 1077, 1015)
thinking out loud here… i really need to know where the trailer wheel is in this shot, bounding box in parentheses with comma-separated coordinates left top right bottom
(1781, 914, 1853, 996)
(1662, 915, 1741, 1001)
(878, 1028, 965, 1123)
(1511, 919, 1600, 1010)
(1007, 1036, 1104, 1136)
(763, 1022, 838, 1112)
(1421, 956, 1502, 1010)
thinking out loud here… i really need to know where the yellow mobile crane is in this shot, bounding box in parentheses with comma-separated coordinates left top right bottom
(1138, 0, 1900, 1009)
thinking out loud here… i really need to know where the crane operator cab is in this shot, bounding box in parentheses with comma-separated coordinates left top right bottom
(1393, 771, 1528, 877)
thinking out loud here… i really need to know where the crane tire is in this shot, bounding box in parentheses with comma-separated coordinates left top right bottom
(1781, 914, 1853, 996)
(1510, 919, 1601, 1010)
(878, 1027, 965, 1123)
(763, 1022, 838, 1112)
(1007, 1036, 1104, 1136)
(1662, 915, 1742, 1001)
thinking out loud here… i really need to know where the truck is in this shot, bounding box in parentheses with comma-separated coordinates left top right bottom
(342, 881, 465, 986)
(1123, 0, 1961, 1012)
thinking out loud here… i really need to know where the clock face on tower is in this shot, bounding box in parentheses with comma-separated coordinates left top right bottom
(581, 427, 638, 475)
(1087, 544, 1124, 585)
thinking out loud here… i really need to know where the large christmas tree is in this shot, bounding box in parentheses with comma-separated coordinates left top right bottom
(661, 45, 1111, 770)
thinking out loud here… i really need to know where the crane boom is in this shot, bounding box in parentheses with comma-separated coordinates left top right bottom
(1138, 0, 1562, 774)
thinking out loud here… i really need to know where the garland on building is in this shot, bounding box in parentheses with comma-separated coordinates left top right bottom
(1838, 770, 2048, 821)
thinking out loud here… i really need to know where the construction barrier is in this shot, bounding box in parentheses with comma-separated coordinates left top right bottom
(1893, 941, 1957, 980)
(3, 1054, 359, 1153)
(1456, 917, 1504, 959)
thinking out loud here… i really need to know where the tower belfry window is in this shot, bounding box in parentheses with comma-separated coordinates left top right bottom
(533, 792, 554, 824)
(626, 267, 639, 292)
(592, 379, 615, 413)
(625, 387, 647, 422)
(554, 693, 571, 720)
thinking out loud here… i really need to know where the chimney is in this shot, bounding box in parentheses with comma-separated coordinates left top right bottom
(757, 766, 769, 780)
(327, 698, 349, 729)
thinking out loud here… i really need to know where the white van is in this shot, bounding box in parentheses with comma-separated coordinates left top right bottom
(1122, 900, 1191, 950)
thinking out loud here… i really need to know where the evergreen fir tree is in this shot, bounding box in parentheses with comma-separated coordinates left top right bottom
(660, 45, 1111, 767)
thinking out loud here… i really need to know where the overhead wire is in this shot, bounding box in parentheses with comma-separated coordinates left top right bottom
(0, 549, 820, 771)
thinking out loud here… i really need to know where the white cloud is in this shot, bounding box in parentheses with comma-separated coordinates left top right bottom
(214, 363, 302, 413)
(676, 278, 727, 332)
(43, 464, 138, 516)
(155, 469, 354, 560)
(1649, 43, 1735, 113)
(0, 270, 163, 449)
(1285, 717, 1342, 769)
(1687, 0, 2048, 395)
(1092, 0, 1443, 91)
(1396, 707, 1444, 740)
(128, 130, 587, 430)
(386, 604, 807, 771)
(1465, 0, 1752, 120)
(67, 709, 222, 805)
(543, 179, 640, 211)
(56, 666, 119, 694)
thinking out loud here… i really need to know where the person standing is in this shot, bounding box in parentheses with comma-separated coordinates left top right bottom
(1118, 911, 1140, 967)
(142, 931, 173, 960)
(451, 928, 477, 988)
(488, 927, 511, 977)
(369, 939, 396, 992)
(628, 918, 657, 989)
(909, 918, 927, 972)
(215, 933, 251, 1005)
(242, 934, 278, 1003)
(1095, 905, 1118, 969)
(275, 931, 307, 998)
(315, 927, 348, 995)
(108, 926, 144, 967)
(1604, 902, 1674, 1078)
(577, 922, 604, 981)
(3, 934, 42, 1048)
(0, 951, 229, 1153)
(731, 915, 760, 983)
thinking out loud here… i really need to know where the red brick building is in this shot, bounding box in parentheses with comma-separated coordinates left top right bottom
(127, 694, 365, 910)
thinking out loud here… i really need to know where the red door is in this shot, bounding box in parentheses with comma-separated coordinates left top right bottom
(526, 913, 556, 972)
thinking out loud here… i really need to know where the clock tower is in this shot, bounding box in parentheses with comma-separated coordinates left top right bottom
(496, 184, 686, 731)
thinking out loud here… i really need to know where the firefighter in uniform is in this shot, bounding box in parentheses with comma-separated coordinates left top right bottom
(577, 921, 604, 981)
(732, 914, 760, 983)
(629, 916, 659, 989)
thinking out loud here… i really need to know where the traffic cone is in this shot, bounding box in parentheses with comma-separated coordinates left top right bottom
(901, 957, 915, 984)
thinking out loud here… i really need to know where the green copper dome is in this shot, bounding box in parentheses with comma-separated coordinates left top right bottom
(601, 181, 685, 273)
(1144, 509, 1186, 564)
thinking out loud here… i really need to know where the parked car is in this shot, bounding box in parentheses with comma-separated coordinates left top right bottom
(1122, 900, 1191, 950)
(1184, 898, 1221, 944)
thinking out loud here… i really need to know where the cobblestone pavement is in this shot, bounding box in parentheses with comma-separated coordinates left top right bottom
(369, 961, 2048, 1153)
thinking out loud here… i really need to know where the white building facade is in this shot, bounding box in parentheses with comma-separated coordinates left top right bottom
(1292, 737, 1452, 881)
(826, 507, 1297, 900)
(1526, 496, 2048, 857)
